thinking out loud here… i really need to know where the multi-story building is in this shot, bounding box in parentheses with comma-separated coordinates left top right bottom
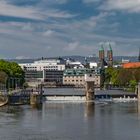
(44, 70, 63, 83)
(19, 58, 66, 71)
(24, 70, 44, 82)
(63, 68, 101, 87)
(19, 58, 66, 84)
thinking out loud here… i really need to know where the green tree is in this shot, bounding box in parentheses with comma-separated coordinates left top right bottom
(0, 60, 24, 88)
(105, 67, 119, 86)
(129, 80, 137, 91)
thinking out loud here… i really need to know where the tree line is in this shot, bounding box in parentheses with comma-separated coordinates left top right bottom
(104, 67, 140, 91)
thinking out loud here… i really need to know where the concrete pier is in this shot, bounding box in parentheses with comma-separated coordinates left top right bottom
(85, 73, 95, 101)
(30, 84, 43, 107)
(85, 81, 95, 101)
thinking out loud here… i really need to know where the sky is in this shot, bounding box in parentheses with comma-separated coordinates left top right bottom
(0, 0, 140, 59)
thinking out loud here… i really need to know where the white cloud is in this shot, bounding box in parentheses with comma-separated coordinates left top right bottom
(0, 0, 43, 20)
(0, 22, 35, 35)
(87, 12, 109, 27)
(100, 0, 140, 13)
(63, 41, 95, 55)
(64, 42, 80, 51)
(44, 9, 77, 18)
(22, 23, 34, 31)
(43, 30, 54, 37)
(0, 0, 76, 21)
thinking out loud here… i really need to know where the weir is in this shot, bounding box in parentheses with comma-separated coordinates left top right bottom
(0, 81, 138, 105)
(45, 95, 86, 101)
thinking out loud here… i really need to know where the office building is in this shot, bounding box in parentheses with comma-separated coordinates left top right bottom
(19, 58, 66, 83)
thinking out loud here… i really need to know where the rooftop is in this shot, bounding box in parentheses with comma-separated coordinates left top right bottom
(122, 62, 140, 68)
(63, 68, 100, 76)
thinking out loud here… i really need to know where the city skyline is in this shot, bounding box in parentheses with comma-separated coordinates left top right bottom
(0, 0, 140, 58)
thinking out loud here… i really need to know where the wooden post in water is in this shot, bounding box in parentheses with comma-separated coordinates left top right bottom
(85, 74, 95, 101)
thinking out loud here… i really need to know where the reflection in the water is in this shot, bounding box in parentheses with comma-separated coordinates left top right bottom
(0, 100, 139, 140)
(84, 102, 95, 118)
(31, 103, 43, 110)
(0, 105, 24, 118)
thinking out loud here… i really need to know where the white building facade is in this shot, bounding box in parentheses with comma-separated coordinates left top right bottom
(19, 58, 66, 83)
(19, 59, 66, 71)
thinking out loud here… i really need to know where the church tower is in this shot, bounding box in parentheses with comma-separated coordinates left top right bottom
(99, 45, 105, 62)
(107, 44, 113, 67)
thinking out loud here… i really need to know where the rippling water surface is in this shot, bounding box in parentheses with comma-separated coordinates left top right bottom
(0, 88, 140, 140)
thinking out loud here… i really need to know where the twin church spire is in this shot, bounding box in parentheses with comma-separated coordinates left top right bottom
(99, 43, 113, 67)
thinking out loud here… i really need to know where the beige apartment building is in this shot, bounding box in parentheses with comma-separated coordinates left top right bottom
(63, 69, 101, 87)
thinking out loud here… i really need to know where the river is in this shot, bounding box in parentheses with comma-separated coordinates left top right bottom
(0, 88, 140, 140)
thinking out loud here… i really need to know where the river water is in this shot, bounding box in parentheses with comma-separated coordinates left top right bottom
(0, 88, 140, 140)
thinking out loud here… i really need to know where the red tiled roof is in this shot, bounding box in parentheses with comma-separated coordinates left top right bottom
(122, 62, 140, 68)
